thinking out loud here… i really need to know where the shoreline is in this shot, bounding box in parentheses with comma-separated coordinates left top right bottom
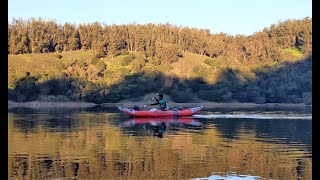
(8, 100, 311, 109)
(8, 100, 97, 109)
(103, 102, 311, 109)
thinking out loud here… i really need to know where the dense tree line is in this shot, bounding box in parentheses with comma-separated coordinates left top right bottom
(8, 18, 312, 104)
(8, 17, 312, 64)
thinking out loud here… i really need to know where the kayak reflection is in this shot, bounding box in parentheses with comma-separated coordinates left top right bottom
(120, 117, 203, 138)
(121, 117, 203, 127)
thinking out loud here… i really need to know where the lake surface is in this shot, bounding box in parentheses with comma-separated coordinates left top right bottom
(8, 106, 312, 179)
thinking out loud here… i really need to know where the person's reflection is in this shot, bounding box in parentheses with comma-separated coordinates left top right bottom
(72, 162, 79, 179)
(120, 117, 203, 138)
(153, 122, 166, 138)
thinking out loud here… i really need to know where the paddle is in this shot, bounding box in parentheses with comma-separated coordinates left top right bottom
(141, 88, 163, 109)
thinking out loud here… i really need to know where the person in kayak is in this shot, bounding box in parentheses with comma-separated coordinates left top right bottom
(148, 93, 169, 111)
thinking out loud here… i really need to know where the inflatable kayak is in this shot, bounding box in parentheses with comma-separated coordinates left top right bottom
(118, 106, 203, 117)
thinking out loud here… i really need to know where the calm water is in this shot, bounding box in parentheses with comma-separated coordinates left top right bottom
(8, 106, 312, 179)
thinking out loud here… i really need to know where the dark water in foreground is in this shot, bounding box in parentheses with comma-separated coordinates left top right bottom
(8, 106, 312, 179)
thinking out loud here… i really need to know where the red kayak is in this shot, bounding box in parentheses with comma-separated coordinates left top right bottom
(118, 106, 203, 117)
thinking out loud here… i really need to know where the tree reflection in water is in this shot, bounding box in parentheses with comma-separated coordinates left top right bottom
(8, 110, 312, 180)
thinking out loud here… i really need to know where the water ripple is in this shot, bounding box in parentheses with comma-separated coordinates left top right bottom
(193, 114, 312, 120)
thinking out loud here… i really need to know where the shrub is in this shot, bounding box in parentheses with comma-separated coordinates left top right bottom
(253, 96, 267, 104)
(221, 92, 233, 101)
(56, 63, 65, 72)
(91, 58, 99, 65)
(190, 83, 200, 92)
(55, 54, 63, 59)
(37, 95, 71, 102)
(192, 66, 201, 73)
(128, 53, 136, 60)
(192, 65, 207, 77)
(97, 72, 104, 77)
(288, 95, 303, 103)
(232, 91, 248, 102)
(302, 92, 312, 105)
(103, 91, 121, 103)
(204, 58, 214, 66)
(42, 48, 49, 53)
(95, 49, 107, 58)
(8, 76, 17, 88)
(8, 88, 20, 101)
(198, 90, 223, 102)
(280, 48, 304, 61)
(96, 60, 106, 72)
(86, 65, 99, 80)
(170, 90, 191, 103)
(42, 78, 72, 95)
(120, 49, 129, 55)
(131, 58, 146, 71)
(246, 88, 262, 102)
(121, 56, 131, 66)
(14, 76, 40, 101)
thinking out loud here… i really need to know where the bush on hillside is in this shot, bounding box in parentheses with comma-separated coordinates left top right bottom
(198, 90, 223, 102)
(120, 49, 129, 55)
(232, 91, 248, 103)
(91, 57, 99, 65)
(95, 49, 107, 58)
(131, 58, 146, 71)
(128, 53, 136, 60)
(121, 56, 131, 66)
(37, 95, 71, 102)
(42, 48, 50, 53)
(14, 76, 40, 102)
(8, 89, 24, 102)
(55, 54, 63, 59)
(96, 60, 106, 72)
(169, 90, 192, 103)
(253, 96, 267, 104)
(288, 95, 303, 103)
(40, 78, 74, 96)
(302, 92, 312, 105)
(204, 58, 214, 66)
(221, 92, 233, 101)
(192, 66, 201, 73)
(103, 91, 121, 103)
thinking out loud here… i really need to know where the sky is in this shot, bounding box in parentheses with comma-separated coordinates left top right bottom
(8, 0, 312, 35)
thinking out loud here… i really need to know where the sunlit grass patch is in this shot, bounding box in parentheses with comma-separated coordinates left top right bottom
(281, 48, 304, 62)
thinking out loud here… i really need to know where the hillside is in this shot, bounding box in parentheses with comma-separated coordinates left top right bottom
(8, 18, 312, 104)
(8, 50, 311, 104)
